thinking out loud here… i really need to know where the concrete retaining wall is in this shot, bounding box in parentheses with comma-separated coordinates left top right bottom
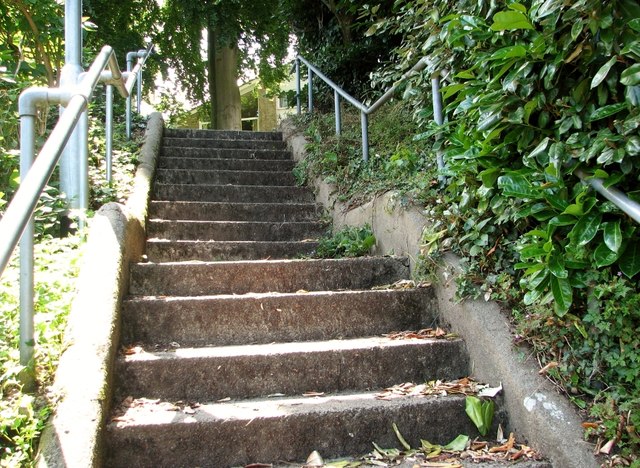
(281, 118, 598, 468)
(36, 113, 164, 468)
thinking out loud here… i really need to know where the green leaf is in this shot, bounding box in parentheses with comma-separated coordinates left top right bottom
(602, 221, 622, 252)
(479, 167, 501, 187)
(619, 241, 640, 278)
(488, 45, 527, 60)
(443, 434, 469, 451)
(465, 396, 494, 436)
(594, 242, 620, 267)
(550, 275, 572, 316)
(590, 56, 618, 89)
(548, 251, 568, 278)
(490, 10, 534, 31)
(589, 102, 628, 122)
(498, 174, 537, 198)
(621, 63, 640, 86)
(629, 18, 640, 32)
(570, 212, 602, 246)
(393, 422, 412, 451)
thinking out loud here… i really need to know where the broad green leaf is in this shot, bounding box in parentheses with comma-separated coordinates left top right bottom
(443, 434, 469, 451)
(629, 18, 640, 32)
(548, 251, 568, 278)
(489, 45, 527, 61)
(490, 10, 534, 31)
(590, 56, 618, 89)
(498, 174, 537, 198)
(549, 215, 577, 227)
(594, 242, 620, 267)
(603, 221, 622, 252)
(621, 64, 640, 86)
(465, 396, 494, 436)
(479, 167, 501, 187)
(509, 3, 527, 13)
(442, 83, 466, 99)
(550, 275, 572, 316)
(570, 212, 602, 246)
(619, 241, 640, 278)
(589, 102, 627, 121)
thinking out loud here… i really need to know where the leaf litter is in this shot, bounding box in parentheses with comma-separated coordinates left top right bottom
(375, 377, 501, 400)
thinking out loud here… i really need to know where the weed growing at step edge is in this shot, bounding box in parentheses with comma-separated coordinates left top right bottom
(314, 225, 376, 258)
(0, 234, 84, 466)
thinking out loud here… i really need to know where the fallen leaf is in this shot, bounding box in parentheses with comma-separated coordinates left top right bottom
(305, 450, 324, 466)
(538, 361, 558, 375)
(303, 391, 325, 397)
(478, 383, 502, 398)
(599, 438, 616, 454)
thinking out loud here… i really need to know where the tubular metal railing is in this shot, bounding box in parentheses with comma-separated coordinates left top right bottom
(295, 55, 445, 174)
(0, 44, 153, 373)
(295, 55, 640, 226)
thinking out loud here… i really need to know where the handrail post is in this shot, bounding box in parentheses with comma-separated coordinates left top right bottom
(59, 0, 84, 228)
(295, 59, 301, 115)
(126, 54, 133, 139)
(18, 114, 36, 383)
(137, 65, 143, 113)
(334, 90, 341, 136)
(361, 111, 369, 161)
(307, 66, 313, 113)
(431, 71, 446, 183)
(106, 84, 113, 183)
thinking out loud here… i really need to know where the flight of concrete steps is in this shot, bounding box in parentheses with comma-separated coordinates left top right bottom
(103, 129, 517, 466)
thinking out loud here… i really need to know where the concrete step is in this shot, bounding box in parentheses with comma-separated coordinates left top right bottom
(129, 256, 409, 296)
(164, 128, 283, 141)
(160, 146, 292, 160)
(145, 239, 318, 262)
(153, 183, 315, 203)
(122, 288, 436, 347)
(155, 168, 296, 186)
(105, 393, 495, 467)
(115, 337, 469, 402)
(148, 201, 321, 222)
(163, 137, 286, 150)
(147, 220, 326, 242)
(158, 157, 295, 172)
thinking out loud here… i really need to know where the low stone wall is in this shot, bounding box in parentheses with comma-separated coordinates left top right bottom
(36, 112, 164, 468)
(281, 118, 598, 468)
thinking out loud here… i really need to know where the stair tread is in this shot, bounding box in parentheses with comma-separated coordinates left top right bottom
(109, 391, 468, 427)
(121, 335, 461, 362)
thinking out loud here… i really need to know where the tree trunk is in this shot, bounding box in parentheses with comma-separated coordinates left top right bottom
(207, 26, 241, 130)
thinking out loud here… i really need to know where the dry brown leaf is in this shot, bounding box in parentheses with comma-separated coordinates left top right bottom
(538, 361, 558, 375)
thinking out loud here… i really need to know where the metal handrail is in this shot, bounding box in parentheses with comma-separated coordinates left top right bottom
(0, 44, 152, 372)
(295, 55, 442, 165)
(575, 169, 640, 224)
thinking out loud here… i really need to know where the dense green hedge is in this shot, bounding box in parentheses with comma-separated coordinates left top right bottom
(369, 0, 640, 314)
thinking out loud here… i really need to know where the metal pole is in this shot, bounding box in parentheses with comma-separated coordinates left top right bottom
(137, 66, 142, 113)
(126, 55, 133, 140)
(18, 115, 35, 372)
(78, 110, 88, 222)
(106, 84, 113, 183)
(361, 111, 369, 162)
(431, 72, 446, 182)
(307, 66, 313, 113)
(295, 60, 301, 115)
(334, 90, 341, 136)
(60, 0, 84, 215)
